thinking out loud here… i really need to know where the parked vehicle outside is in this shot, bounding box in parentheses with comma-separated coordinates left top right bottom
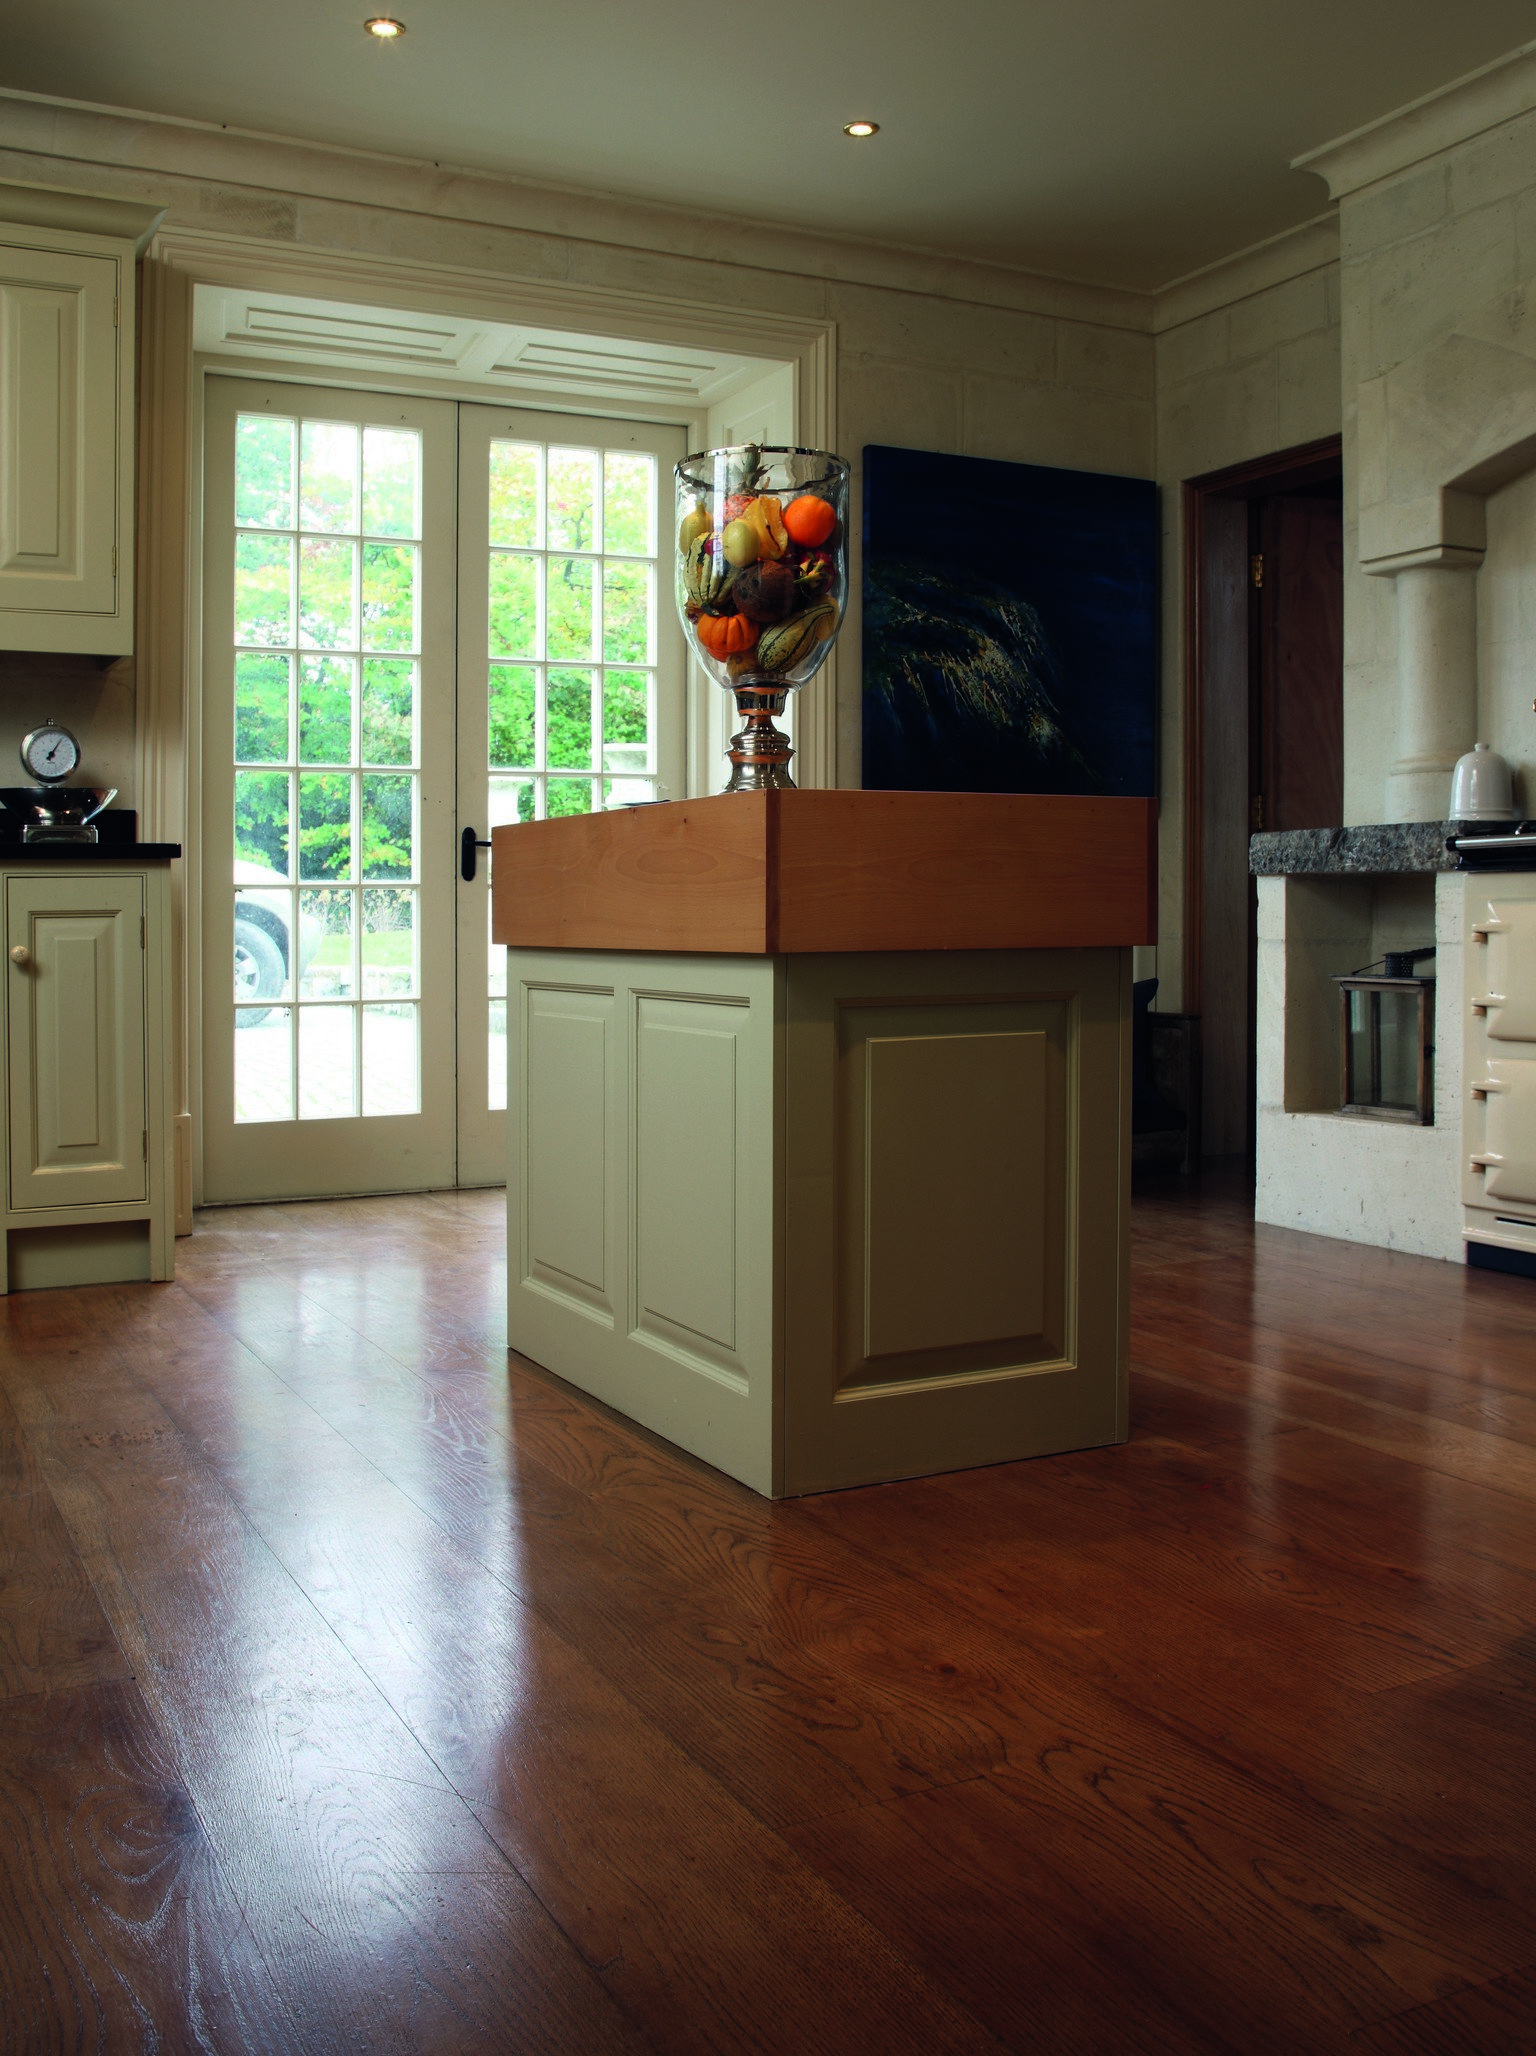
(234, 862, 320, 1027)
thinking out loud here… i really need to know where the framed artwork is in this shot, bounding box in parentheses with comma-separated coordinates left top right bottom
(860, 444, 1157, 795)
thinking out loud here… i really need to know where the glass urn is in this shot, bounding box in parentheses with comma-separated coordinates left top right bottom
(674, 445, 849, 790)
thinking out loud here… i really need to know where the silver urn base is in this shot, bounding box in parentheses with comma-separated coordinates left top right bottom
(724, 682, 795, 792)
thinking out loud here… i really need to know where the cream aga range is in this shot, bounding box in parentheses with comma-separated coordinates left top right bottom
(1465, 872, 1536, 1274)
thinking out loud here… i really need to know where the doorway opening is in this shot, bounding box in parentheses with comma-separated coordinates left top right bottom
(193, 287, 798, 1207)
(1183, 434, 1344, 1161)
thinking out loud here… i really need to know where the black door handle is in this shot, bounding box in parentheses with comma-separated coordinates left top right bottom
(461, 825, 493, 882)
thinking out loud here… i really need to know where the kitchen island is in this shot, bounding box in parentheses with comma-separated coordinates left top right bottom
(491, 789, 1155, 1495)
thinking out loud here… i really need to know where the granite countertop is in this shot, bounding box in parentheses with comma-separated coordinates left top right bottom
(1249, 823, 1456, 876)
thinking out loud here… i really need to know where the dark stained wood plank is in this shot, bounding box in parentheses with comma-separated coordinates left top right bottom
(3, 1169, 1533, 2055)
(0, 1377, 128, 1700)
(785, 1769, 1465, 2056)
(93, 1311, 1007, 2055)
(131, 1221, 1536, 2016)
(0, 1678, 290, 2052)
(1352, 1965, 1536, 2053)
(227, 1867, 656, 2056)
(0, 1325, 659, 2056)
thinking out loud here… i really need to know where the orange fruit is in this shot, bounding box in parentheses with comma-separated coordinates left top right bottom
(782, 495, 836, 547)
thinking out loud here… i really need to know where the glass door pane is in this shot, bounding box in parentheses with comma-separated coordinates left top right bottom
(203, 378, 457, 1204)
(456, 404, 686, 1185)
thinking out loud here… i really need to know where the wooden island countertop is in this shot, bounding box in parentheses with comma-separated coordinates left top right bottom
(492, 788, 1156, 956)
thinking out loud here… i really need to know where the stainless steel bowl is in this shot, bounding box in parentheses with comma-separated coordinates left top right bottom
(0, 785, 118, 841)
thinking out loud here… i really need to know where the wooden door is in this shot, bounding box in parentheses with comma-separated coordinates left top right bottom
(6, 872, 147, 1209)
(1255, 494, 1344, 833)
(1187, 445, 1343, 1159)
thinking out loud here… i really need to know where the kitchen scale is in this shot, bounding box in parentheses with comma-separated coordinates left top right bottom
(0, 724, 117, 843)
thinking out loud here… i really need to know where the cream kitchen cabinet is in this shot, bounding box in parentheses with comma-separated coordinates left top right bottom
(0, 182, 163, 655)
(1463, 872, 1536, 1270)
(2, 855, 177, 1291)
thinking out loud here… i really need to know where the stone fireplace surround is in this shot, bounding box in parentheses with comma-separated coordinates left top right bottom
(1251, 828, 1463, 1259)
(1247, 53, 1536, 1261)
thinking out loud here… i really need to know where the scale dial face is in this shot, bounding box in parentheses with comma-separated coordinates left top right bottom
(20, 724, 81, 783)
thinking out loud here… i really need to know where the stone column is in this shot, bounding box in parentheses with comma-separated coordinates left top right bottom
(1383, 556, 1481, 823)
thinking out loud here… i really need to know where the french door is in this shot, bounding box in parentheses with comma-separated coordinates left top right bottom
(201, 375, 684, 1204)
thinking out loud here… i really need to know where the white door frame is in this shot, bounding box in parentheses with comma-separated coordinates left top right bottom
(133, 228, 838, 1217)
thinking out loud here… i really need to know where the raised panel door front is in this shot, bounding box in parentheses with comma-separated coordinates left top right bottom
(7, 875, 146, 1209)
(783, 948, 1130, 1495)
(0, 244, 120, 619)
(1474, 1055, 1536, 1207)
(632, 993, 746, 1380)
(862, 1028, 1049, 1364)
(1479, 901, 1536, 1045)
(523, 985, 613, 1320)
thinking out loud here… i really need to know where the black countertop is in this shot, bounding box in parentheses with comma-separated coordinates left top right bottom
(0, 841, 182, 859)
(0, 808, 179, 861)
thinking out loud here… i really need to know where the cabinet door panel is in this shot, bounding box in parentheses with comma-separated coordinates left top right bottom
(7, 876, 146, 1209)
(0, 244, 119, 617)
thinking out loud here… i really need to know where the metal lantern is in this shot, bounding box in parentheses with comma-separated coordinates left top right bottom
(1335, 949, 1435, 1125)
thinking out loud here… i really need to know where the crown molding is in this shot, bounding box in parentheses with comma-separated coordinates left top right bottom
(1152, 211, 1338, 333)
(1294, 38, 1536, 199)
(0, 85, 1153, 333)
(0, 171, 163, 247)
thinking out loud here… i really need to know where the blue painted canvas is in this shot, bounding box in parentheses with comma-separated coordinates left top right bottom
(861, 445, 1157, 796)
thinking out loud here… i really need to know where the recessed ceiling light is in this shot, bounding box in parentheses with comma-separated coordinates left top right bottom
(364, 16, 406, 37)
(843, 121, 879, 138)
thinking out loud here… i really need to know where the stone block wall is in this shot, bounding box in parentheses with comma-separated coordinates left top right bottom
(1322, 62, 1536, 821)
(1152, 234, 1343, 1006)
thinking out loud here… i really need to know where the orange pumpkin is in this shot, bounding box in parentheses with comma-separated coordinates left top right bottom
(694, 610, 758, 658)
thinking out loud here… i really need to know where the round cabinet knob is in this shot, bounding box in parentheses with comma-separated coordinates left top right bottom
(8, 945, 30, 966)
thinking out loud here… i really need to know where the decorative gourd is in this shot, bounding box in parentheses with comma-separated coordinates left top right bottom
(694, 610, 759, 658)
(756, 604, 834, 674)
(684, 536, 733, 608)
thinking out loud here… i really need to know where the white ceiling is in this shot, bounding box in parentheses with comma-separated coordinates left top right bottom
(3, 2, 1535, 289)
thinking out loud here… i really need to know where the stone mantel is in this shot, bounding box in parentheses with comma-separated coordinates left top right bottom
(1249, 823, 1456, 876)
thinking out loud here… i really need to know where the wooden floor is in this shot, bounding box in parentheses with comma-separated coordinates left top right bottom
(2, 1171, 1535, 2053)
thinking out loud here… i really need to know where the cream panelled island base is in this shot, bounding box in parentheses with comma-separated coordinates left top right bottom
(492, 791, 1156, 1496)
(2, 844, 180, 1292)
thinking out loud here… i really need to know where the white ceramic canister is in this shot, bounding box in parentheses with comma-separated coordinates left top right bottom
(1450, 742, 1516, 822)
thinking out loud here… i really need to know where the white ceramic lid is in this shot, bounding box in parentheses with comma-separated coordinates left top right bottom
(1450, 742, 1517, 821)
